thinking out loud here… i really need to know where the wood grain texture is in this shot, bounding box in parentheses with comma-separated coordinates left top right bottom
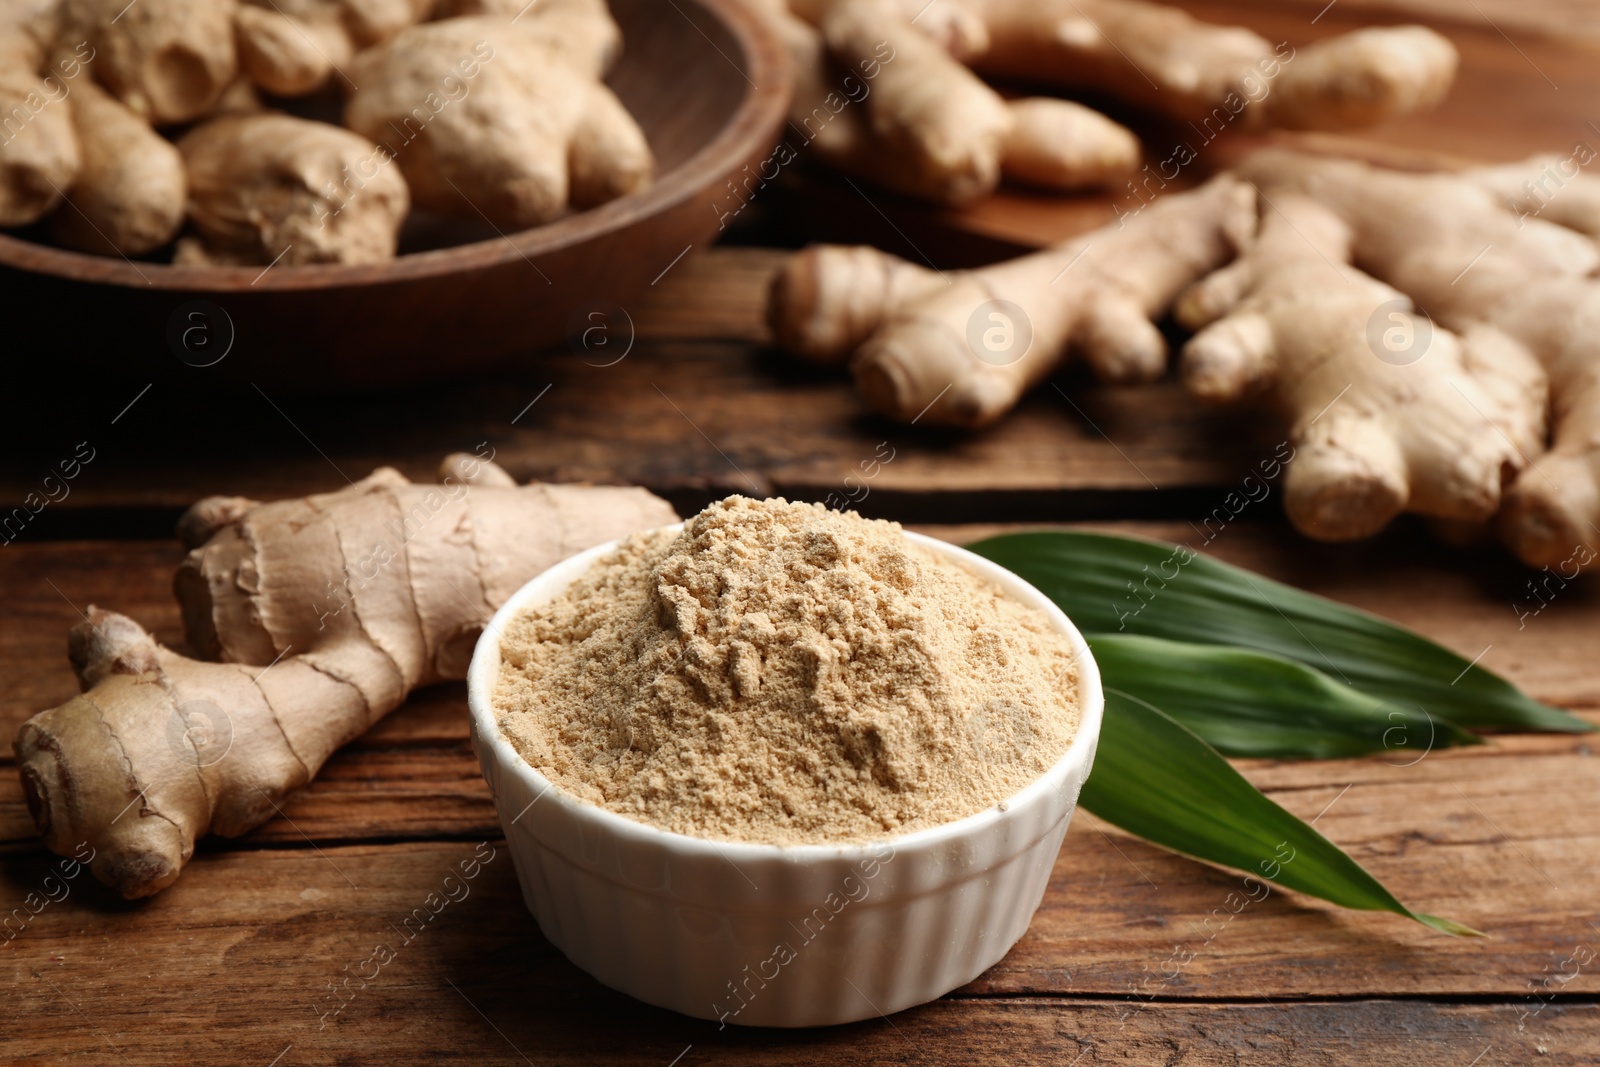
(1271, 0, 1600, 40)
(5, 730, 1595, 1000)
(64, 366, 1279, 504)
(0, 248, 1283, 519)
(1, 841, 1596, 1064)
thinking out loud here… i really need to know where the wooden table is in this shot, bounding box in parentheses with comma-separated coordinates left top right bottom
(5, 3, 1600, 1063)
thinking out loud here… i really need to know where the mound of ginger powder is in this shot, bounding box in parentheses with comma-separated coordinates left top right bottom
(493, 497, 1082, 843)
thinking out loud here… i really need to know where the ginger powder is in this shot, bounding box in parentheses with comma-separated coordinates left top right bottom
(493, 497, 1081, 844)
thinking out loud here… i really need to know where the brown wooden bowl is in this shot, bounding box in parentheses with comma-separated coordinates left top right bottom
(0, 0, 790, 390)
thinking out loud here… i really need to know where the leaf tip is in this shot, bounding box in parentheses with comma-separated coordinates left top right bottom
(1416, 913, 1488, 938)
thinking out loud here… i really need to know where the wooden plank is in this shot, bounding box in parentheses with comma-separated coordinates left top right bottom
(477, 353, 1278, 501)
(0, 540, 190, 729)
(1262, 0, 1600, 40)
(1150, 0, 1599, 158)
(625, 246, 778, 344)
(3, 725, 1593, 999)
(0, 841, 1595, 1064)
(0, 342, 1285, 524)
(982, 745, 1600, 998)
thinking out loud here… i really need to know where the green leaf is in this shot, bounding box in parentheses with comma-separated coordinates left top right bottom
(1081, 689, 1481, 936)
(971, 531, 1589, 734)
(1090, 634, 1483, 760)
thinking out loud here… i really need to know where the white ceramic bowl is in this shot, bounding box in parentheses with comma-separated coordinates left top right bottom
(466, 525, 1104, 1028)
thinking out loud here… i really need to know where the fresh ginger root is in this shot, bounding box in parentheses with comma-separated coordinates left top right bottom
(762, 0, 1455, 205)
(3, 0, 655, 260)
(757, 0, 1138, 203)
(175, 111, 409, 265)
(232, 4, 349, 98)
(1208, 150, 1600, 562)
(767, 147, 1600, 559)
(233, 0, 435, 97)
(15, 456, 677, 899)
(344, 0, 654, 230)
(0, 0, 194, 252)
(0, 1, 189, 253)
(940, 1, 1457, 132)
(768, 175, 1255, 425)
(45, 79, 185, 255)
(1172, 187, 1545, 540)
(0, 2, 81, 227)
(999, 98, 1143, 192)
(63, 0, 237, 124)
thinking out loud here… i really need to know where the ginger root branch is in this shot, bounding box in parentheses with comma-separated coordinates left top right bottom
(16, 457, 676, 898)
